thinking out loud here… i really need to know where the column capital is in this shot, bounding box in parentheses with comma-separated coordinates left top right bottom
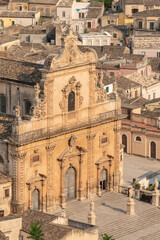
(10, 152, 27, 160)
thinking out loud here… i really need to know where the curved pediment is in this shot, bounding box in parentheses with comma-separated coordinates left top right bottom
(44, 32, 98, 71)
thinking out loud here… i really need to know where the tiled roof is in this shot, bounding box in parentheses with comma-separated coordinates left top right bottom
(12, 0, 29, 2)
(86, 1, 104, 19)
(21, 210, 73, 240)
(134, 9, 160, 17)
(29, 0, 58, 4)
(0, 57, 42, 85)
(0, 10, 38, 18)
(0, 172, 12, 184)
(0, 35, 19, 45)
(122, 118, 160, 132)
(126, 72, 159, 87)
(149, 57, 160, 73)
(57, 0, 74, 7)
(103, 75, 141, 89)
(125, 0, 160, 5)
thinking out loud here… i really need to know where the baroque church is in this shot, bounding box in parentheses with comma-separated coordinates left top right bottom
(0, 32, 123, 214)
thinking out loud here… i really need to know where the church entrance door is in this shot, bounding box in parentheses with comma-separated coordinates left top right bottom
(65, 167, 76, 201)
(100, 169, 108, 191)
(32, 189, 40, 210)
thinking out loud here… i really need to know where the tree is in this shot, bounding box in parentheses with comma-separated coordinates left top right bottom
(102, 233, 115, 240)
(27, 221, 44, 240)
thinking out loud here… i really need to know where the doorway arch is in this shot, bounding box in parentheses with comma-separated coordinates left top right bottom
(150, 141, 156, 159)
(65, 167, 76, 201)
(100, 169, 108, 191)
(122, 134, 127, 153)
(32, 189, 40, 210)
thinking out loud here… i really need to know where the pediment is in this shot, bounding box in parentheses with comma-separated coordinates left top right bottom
(44, 32, 97, 71)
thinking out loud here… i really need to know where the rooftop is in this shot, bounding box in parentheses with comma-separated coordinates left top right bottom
(134, 9, 160, 17)
(29, 0, 58, 4)
(0, 35, 19, 45)
(57, 0, 74, 7)
(126, 72, 159, 87)
(86, 1, 104, 19)
(0, 10, 39, 18)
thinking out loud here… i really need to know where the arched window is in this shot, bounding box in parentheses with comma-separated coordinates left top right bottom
(0, 94, 6, 113)
(136, 136, 141, 142)
(0, 155, 4, 164)
(23, 99, 32, 116)
(68, 91, 75, 112)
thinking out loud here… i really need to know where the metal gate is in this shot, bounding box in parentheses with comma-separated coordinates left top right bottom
(100, 169, 108, 191)
(32, 189, 40, 210)
(65, 167, 76, 201)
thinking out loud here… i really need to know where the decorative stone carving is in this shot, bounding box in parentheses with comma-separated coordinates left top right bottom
(68, 135, 77, 148)
(33, 84, 47, 119)
(95, 71, 107, 103)
(59, 76, 83, 112)
(11, 152, 27, 160)
(45, 144, 56, 151)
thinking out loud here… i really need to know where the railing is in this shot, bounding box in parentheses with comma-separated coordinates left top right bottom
(139, 190, 152, 204)
(118, 185, 129, 196)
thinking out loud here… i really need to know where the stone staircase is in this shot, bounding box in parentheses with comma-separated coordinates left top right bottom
(52, 191, 160, 240)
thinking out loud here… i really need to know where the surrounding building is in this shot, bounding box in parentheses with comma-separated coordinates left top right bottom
(0, 10, 40, 28)
(79, 32, 111, 46)
(0, 35, 20, 51)
(28, 0, 59, 18)
(0, 173, 12, 216)
(11, 0, 29, 11)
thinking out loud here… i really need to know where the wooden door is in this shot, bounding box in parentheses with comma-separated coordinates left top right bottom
(100, 169, 107, 191)
(32, 189, 40, 210)
(65, 167, 76, 201)
(151, 141, 156, 159)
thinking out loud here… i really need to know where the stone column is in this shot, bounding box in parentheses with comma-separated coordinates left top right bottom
(126, 187, 135, 216)
(109, 160, 112, 191)
(88, 201, 96, 225)
(45, 144, 56, 208)
(60, 162, 66, 209)
(152, 178, 159, 207)
(96, 164, 101, 197)
(79, 154, 83, 201)
(11, 151, 27, 214)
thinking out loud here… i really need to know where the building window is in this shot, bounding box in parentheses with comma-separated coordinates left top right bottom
(88, 22, 91, 28)
(79, 13, 81, 18)
(139, 21, 142, 29)
(153, 92, 156, 99)
(18, 6, 22, 11)
(110, 72, 115, 77)
(46, 8, 50, 16)
(33, 155, 39, 162)
(0, 155, 4, 164)
(0, 94, 6, 113)
(32, 7, 36, 11)
(141, 70, 143, 75)
(135, 90, 138, 98)
(108, 20, 110, 24)
(136, 136, 141, 142)
(5, 189, 9, 197)
(132, 8, 138, 13)
(0, 210, 4, 217)
(62, 11, 65, 17)
(68, 91, 75, 112)
(24, 6, 27, 10)
(23, 99, 32, 116)
(106, 86, 109, 93)
(150, 22, 154, 30)
(76, 25, 79, 32)
(101, 137, 107, 144)
(148, 95, 151, 100)
(157, 52, 160, 58)
(113, 33, 117, 38)
(12, 21, 15, 25)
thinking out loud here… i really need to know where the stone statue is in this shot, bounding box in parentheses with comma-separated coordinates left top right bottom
(155, 178, 158, 191)
(129, 187, 133, 198)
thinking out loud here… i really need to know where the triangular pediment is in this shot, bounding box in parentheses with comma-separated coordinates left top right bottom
(44, 32, 97, 71)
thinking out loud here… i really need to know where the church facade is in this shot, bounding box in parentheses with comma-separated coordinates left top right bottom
(0, 33, 123, 214)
